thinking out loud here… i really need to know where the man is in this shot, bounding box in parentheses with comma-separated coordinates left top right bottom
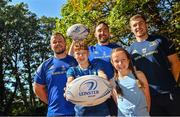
(128, 14, 180, 116)
(69, 22, 121, 116)
(88, 22, 121, 79)
(33, 32, 77, 116)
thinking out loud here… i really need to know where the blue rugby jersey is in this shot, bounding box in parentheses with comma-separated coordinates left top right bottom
(128, 35, 176, 95)
(88, 43, 121, 79)
(34, 55, 77, 116)
(66, 62, 110, 116)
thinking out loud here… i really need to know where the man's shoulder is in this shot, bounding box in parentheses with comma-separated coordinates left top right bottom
(107, 43, 121, 48)
(36, 57, 54, 73)
(128, 41, 138, 49)
(66, 55, 78, 66)
(88, 44, 97, 51)
(66, 55, 76, 60)
(149, 34, 166, 40)
(41, 57, 54, 66)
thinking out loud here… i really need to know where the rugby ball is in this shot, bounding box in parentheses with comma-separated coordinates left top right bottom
(66, 24, 89, 40)
(65, 75, 112, 106)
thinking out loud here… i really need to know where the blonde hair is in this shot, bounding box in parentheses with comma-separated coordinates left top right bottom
(129, 14, 146, 25)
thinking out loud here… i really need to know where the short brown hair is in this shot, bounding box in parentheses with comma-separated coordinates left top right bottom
(129, 14, 146, 25)
(96, 21, 109, 29)
(51, 32, 65, 40)
(73, 40, 88, 52)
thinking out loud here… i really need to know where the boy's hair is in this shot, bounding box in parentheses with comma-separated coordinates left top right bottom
(73, 40, 88, 52)
(129, 14, 146, 24)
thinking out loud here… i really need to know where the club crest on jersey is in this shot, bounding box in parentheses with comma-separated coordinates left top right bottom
(61, 65, 66, 71)
(142, 48, 147, 54)
(94, 51, 99, 54)
(79, 79, 99, 97)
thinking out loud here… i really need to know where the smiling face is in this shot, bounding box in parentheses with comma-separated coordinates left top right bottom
(95, 23, 110, 44)
(74, 50, 89, 65)
(130, 17, 148, 41)
(73, 40, 89, 65)
(50, 33, 66, 55)
(111, 50, 130, 73)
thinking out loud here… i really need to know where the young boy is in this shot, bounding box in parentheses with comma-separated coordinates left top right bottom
(66, 40, 110, 116)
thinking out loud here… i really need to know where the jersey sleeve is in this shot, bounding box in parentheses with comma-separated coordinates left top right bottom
(66, 67, 76, 78)
(126, 45, 136, 66)
(91, 59, 114, 80)
(88, 45, 95, 61)
(126, 46, 132, 53)
(33, 63, 46, 85)
(160, 36, 176, 56)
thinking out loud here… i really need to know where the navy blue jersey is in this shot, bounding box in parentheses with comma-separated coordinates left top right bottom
(128, 35, 177, 95)
(34, 55, 77, 116)
(88, 43, 121, 79)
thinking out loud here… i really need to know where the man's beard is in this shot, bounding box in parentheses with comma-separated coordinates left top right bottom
(54, 48, 66, 54)
(99, 38, 108, 43)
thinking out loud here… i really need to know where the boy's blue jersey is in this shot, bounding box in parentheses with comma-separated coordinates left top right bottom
(34, 55, 77, 116)
(67, 62, 110, 116)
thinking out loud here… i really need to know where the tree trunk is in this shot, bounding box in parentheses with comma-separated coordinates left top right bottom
(26, 58, 36, 107)
(3, 82, 18, 115)
(10, 55, 29, 110)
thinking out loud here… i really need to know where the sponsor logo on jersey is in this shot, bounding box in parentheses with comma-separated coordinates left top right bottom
(52, 66, 67, 75)
(132, 49, 138, 54)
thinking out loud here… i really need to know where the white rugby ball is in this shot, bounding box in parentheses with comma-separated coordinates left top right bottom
(65, 75, 112, 106)
(66, 24, 89, 40)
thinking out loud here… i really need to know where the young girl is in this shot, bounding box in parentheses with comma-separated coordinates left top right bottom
(66, 40, 110, 116)
(111, 48, 151, 116)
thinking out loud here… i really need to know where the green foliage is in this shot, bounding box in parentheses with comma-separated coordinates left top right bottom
(1, 0, 180, 116)
(0, 1, 56, 115)
(57, 0, 180, 53)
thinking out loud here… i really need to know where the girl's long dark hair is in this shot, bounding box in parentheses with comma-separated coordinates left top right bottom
(110, 48, 138, 95)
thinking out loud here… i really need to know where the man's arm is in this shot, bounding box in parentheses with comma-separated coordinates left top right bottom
(33, 82, 48, 104)
(68, 41, 75, 56)
(168, 53, 180, 81)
